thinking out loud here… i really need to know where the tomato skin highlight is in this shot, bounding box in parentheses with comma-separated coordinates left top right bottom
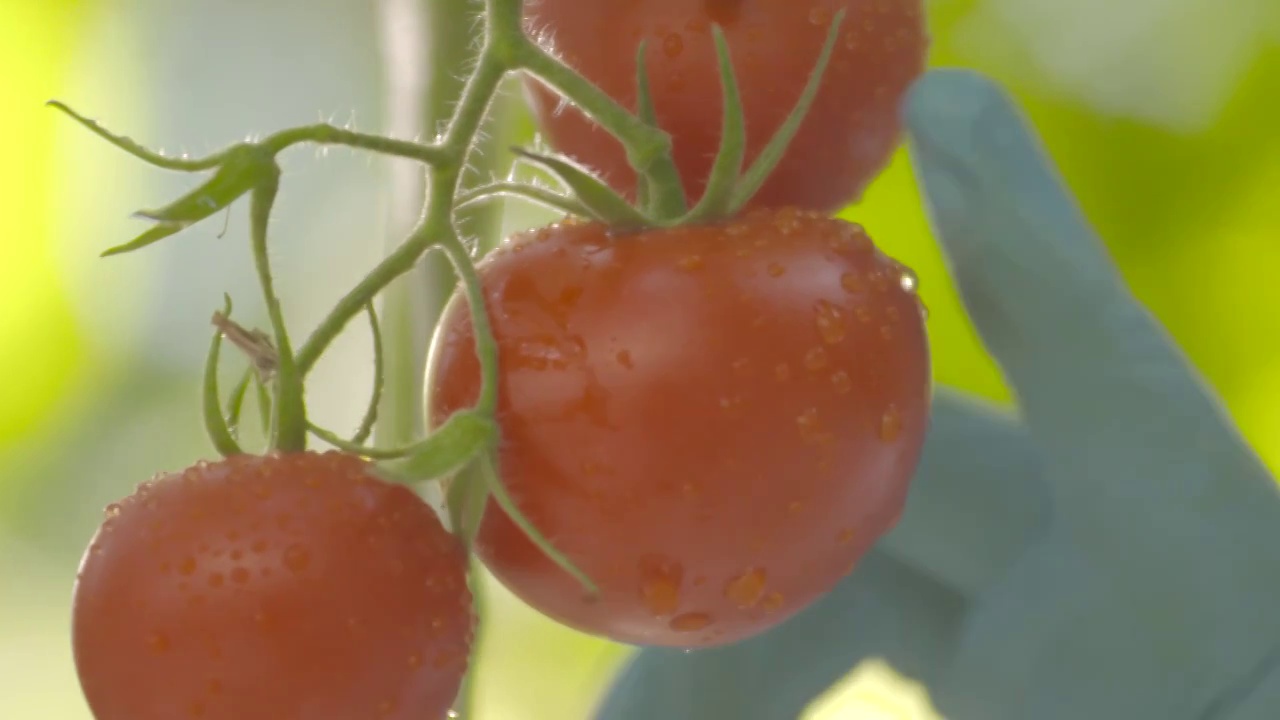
(427, 208, 930, 647)
(522, 0, 928, 213)
(72, 452, 474, 720)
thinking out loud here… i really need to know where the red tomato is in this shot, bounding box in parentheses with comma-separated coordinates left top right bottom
(522, 0, 928, 214)
(427, 208, 930, 647)
(72, 451, 474, 720)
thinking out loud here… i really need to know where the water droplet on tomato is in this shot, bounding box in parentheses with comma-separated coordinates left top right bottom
(855, 306, 872, 323)
(104, 503, 122, 518)
(662, 33, 684, 58)
(775, 363, 792, 382)
(230, 567, 250, 585)
(899, 267, 919, 293)
(840, 272, 865, 294)
(879, 405, 903, 442)
(147, 631, 171, 654)
(670, 612, 713, 632)
(766, 261, 786, 278)
(724, 568, 767, 608)
(179, 556, 197, 576)
(803, 346, 829, 371)
(731, 357, 751, 376)
(787, 500, 804, 514)
(830, 370, 852, 394)
(718, 395, 745, 418)
(283, 544, 311, 574)
(809, 6, 831, 25)
(813, 300, 847, 344)
(616, 349, 634, 369)
(407, 653, 422, 669)
(844, 32, 859, 50)
(761, 592, 785, 613)
(638, 555, 683, 616)
(837, 528, 855, 544)
(677, 254, 703, 271)
(207, 572, 224, 588)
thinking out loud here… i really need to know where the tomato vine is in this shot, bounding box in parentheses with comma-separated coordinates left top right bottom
(53, 0, 896, 716)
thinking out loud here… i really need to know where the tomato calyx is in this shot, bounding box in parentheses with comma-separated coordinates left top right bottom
(475, 12, 848, 231)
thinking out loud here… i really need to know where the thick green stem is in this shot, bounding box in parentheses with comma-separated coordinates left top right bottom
(249, 172, 307, 451)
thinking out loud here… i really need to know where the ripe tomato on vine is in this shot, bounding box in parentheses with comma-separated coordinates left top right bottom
(72, 452, 474, 720)
(427, 208, 929, 647)
(523, 0, 928, 213)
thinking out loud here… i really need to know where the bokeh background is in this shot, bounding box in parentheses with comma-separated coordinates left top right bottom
(3, 0, 1278, 718)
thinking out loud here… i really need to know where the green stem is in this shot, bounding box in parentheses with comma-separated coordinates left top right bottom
(436, 235, 500, 415)
(260, 123, 444, 164)
(513, 37, 688, 220)
(350, 302, 384, 446)
(455, 180, 588, 217)
(295, 42, 510, 382)
(249, 173, 307, 451)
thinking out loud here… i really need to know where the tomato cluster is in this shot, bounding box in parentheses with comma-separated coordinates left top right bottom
(68, 0, 930, 717)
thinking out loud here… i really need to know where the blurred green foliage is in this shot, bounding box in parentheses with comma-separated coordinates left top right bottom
(2, 1, 1277, 718)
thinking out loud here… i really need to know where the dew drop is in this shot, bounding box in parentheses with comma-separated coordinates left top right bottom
(774, 363, 792, 381)
(669, 612, 713, 632)
(408, 653, 422, 669)
(662, 33, 684, 58)
(879, 405, 903, 442)
(840, 273, 864, 295)
(761, 592, 785, 613)
(677, 254, 704, 271)
(731, 358, 751, 376)
(723, 568, 767, 609)
(147, 631, 171, 654)
(803, 346, 829, 372)
(766, 261, 786, 278)
(830, 370, 852, 394)
(837, 528, 855, 544)
(899, 267, 919, 293)
(207, 572, 224, 588)
(616, 349, 634, 369)
(813, 300, 847, 344)
(787, 500, 804, 515)
(809, 6, 831, 24)
(104, 503, 123, 519)
(638, 556, 683, 616)
(283, 544, 311, 574)
(230, 567, 250, 585)
(179, 556, 198, 576)
(718, 395, 745, 418)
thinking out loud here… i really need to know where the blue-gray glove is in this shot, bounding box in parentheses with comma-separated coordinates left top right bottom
(592, 69, 1280, 720)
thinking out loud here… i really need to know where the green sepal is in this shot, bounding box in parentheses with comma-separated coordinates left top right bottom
(203, 295, 244, 457)
(680, 25, 746, 224)
(510, 148, 650, 229)
(446, 460, 491, 549)
(729, 8, 846, 214)
(381, 410, 498, 482)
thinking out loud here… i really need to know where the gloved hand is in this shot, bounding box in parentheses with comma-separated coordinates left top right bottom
(591, 69, 1280, 720)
